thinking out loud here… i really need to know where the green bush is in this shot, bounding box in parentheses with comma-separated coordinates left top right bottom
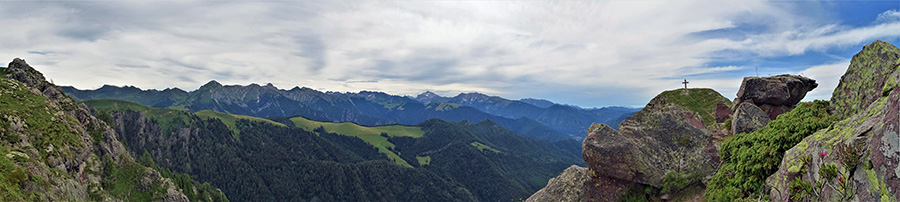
(705, 100, 837, 201)
(662, 171, 691, 194)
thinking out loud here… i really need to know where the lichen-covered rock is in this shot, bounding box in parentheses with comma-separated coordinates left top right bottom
(735, 74, 818, 106)
(526, 165, 590, 202)
(768, 81, 900, 201)
(768, 41, 900, 202)
(731, 102, 771, 135)
(831, 40, 900, 119)
(578, 88, 728, 200)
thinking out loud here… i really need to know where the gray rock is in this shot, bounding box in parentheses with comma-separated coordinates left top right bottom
(830, 40, 900, 119)
(735, 74, 817, 106)
(731, 102, 771, 135)
(526, 166, 590, 202)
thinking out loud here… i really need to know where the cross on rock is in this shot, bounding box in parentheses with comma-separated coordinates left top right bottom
(682, 79, 689, 89)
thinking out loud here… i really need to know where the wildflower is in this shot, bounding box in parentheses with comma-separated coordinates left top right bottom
(819, 152, 827, 158)
(838, 176, 844, 183)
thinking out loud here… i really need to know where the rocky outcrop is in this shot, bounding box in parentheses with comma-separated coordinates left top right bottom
(830, 40, 900, 119)
(529, 88, 731, 201)
(526, 166, 590, 202)
(731, 74, 817, 135)
(735, 74, 818, 107)
(0, 58, 193, 201)
(583, 107, 714, 187)
(768, 41, 900, 201)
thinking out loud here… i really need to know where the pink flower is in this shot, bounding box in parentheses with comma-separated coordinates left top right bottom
(819, 152, 827, 158)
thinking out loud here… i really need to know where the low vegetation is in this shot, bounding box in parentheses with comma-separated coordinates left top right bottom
(705, 100, 837, 201)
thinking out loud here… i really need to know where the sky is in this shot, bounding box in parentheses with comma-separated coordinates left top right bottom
(0, 1, 898, 108)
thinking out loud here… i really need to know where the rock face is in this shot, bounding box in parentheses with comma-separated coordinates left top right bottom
(584, 107, 714, 187)
(768, 40, 900, 201)
(528, 88, 731, 201)
(831, 40, 900, 119)
(715, 103, 732, 123)
(0, 58, 193, 201)
(526, 166, 590, 202)
(731, 102, 771, 135)
(731, 74, 817, 135)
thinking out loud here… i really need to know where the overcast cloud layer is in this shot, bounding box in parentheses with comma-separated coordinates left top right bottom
(1, 1, 898, 107)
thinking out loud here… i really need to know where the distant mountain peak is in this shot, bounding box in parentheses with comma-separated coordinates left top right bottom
(417, 91, 440, 98)
(201, 80, 223, 89)
(415, 91, 448, 104)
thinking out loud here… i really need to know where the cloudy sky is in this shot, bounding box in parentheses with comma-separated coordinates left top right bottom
(1, 1, 898, 107)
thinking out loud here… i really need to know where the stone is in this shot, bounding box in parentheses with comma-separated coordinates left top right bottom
(715, 103, 732, 123)
(583, 105, 716, 187)
(526, 166, 590, 202)
(735, 74, 818, 106)
(768, 41, 900, 201)
(731, 102, 771, 135)
(830, 40, 900, 119)
(768, 80, 900, 201)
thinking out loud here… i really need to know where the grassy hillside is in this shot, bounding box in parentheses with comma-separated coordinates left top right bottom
(645, 88, 732, 127)
(195, 110, 285, 139)
(290, 116, 424, 167)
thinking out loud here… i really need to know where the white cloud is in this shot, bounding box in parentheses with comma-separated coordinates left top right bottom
(877, 9, 900, 23)
(795, 60, 851, 101)
(0, 1, 896, 107)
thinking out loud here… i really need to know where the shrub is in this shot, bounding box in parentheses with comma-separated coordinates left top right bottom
(705, 100, 837, 201)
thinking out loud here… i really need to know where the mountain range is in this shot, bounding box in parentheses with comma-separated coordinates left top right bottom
(84, 98, 583, 201)
(2, 58, 586, 202)
(62, 82, 638, 141)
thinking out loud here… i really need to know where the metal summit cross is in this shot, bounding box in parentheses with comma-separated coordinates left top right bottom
(682, 79, 689, 89)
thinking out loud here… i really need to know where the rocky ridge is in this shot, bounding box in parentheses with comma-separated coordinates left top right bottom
(767, 40, 900, 201)
(0, 58, 218, 201)
(731, 75, 818, 135)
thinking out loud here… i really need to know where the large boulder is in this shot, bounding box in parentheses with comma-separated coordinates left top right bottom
(526, 166, 590, 202)
(731, 102, 771, 135)
(768, 40, 900, 201)
(831, 40, 900, 119)
(735, 74, 818, 106)
(731, 74, 817, 135)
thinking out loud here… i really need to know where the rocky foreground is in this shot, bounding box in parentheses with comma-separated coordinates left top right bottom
(1, 59, 226, 201)
(528, 40, 900, 201)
